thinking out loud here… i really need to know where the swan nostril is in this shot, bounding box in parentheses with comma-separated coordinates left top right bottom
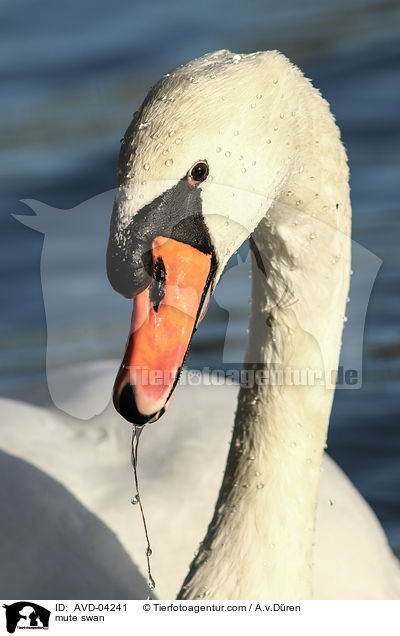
(149, 256, 166, 312)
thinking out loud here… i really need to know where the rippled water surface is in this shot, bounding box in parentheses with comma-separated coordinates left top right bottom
(1, 0, 399, 551)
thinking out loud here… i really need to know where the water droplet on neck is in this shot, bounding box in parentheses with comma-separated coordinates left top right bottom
(216, 146, 222, 153)
(309, 232, 317, 240)
(139, 122, 150, 130)
(256, 483, 264, 489)
(131, 494, 139, 505)
(168, 130, 175, 137)
(328, 499, 334, 506)
(233, 129, 239, 135)
(225, 151, 231, 157)
(143, 163, 150, 171)
(251, 103, 256, 109)
(165, 159, 173, 167)
(266, 138, 271, 144)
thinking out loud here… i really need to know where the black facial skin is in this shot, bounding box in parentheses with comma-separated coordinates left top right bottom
(106, 174, 216, 298)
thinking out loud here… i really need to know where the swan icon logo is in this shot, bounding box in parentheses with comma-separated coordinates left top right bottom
(2, 602, 51, 633)
(14, 190, 381, 418)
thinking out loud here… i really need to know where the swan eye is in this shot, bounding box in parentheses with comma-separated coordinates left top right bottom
(188, 161, 209, 185)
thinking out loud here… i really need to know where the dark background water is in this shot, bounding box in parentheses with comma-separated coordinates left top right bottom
(1, 0, 399, 552)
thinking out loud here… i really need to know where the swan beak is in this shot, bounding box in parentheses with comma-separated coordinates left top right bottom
(113, 236, 213, 425)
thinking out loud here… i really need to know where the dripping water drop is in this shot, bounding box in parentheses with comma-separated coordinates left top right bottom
(131, 425, 155, 592)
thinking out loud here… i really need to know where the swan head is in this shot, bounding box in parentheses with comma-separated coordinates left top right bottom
(106, 49, 347, 424)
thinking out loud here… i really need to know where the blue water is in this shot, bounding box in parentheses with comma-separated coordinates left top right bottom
(1, 0, 399, 553)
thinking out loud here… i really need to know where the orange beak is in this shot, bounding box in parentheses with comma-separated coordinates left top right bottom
(113, 236, 214, 424)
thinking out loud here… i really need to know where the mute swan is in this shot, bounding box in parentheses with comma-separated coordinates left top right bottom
(106, 49, 400, 599)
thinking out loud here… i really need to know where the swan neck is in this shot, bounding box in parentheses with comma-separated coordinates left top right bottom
(178, 58, 351, 599)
